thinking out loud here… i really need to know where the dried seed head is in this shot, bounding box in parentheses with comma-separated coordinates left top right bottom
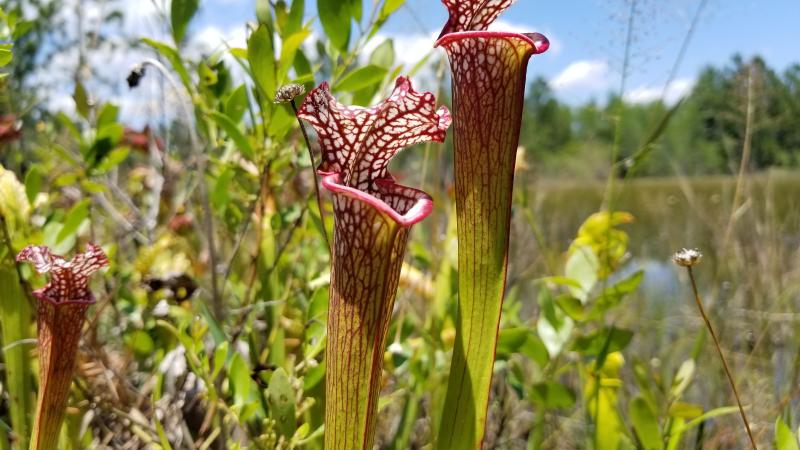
(672, 248, 702, 267)
(274, 83, 306, 104)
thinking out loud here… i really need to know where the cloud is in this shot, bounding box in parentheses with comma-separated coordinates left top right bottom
(625, 78, 696, 105)
(551, 60, 611, 91)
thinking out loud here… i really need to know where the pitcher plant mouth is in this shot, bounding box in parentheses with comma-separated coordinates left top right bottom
(318, 172, 433, 227)
(17, 243, 108, 304)
(297, 76, 450, 450)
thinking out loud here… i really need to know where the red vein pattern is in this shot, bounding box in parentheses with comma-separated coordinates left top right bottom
(16, 244, 108, 450)
(435, 2, 549, 448)
(298, 77, 450, 450)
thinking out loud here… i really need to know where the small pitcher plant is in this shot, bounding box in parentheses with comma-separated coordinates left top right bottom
(434, 0, 549, 447)
(297, 77, 450, 449)
(16, 244, 109, 450)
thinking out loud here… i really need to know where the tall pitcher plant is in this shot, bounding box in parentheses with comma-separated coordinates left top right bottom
(297, 77, 450, 450)
(435, 1, 549, 448)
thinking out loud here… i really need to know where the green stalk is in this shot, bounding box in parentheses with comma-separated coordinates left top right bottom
(29, 300, 91, 450)
(0, 267, 33, 450)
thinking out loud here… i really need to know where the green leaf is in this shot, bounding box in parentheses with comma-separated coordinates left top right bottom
(141, 38, 192, 89)
(95, 103, 119, 129)
(94, 147, 130, 173)
(207, 110, 255, 160)
(268, 368, 296, 439)
(229, 353, 251, 407)
(247, 25, 277, 100)
(629, 396, 661, 450)
(669, 359, 695, 399)
(170, 0, 199, 43)
(57, 199, 90, 243)
(256, 0, 271, 25)
(379, 0, 406, 22)
(125, 330, 155, 357)
(23, 166, 43, 204)
(0, 44, 13, 67)
(224, 85, 249, 124)
(287, 0, 305, 35)
(317, 0, 351, 53)
(573, 327, 633, 357)
(73, 82, 90, 119)
(776, 417, 799, 450)
(334, 65, 388, 92)
(530, 382, 575, 409)
(369, 39, 395, 69)
(564, 245, 599, 301)
(537, 288, 573, 357)
(668, 402, 703, 419)
(555, 295, 587, 322)
(278, 29, 311, 84)
(212, 341, 229, 379)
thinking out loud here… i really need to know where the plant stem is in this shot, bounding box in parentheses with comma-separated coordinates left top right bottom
(290, 99, 330, 253)
(686, 267, 757, 449)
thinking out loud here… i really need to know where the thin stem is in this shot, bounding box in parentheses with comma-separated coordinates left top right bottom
(686, 267, 757, 449)
(290, 99, 331, 253)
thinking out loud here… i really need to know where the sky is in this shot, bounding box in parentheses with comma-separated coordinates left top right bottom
(35, 0, 800, 120)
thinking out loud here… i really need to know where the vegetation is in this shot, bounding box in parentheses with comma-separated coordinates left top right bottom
(0, 0, 798, 449)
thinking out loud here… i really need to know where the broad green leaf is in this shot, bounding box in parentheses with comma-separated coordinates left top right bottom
(256, 0, 270, 25)
(565, 245, 598, 301)
(369, 39, 395, 69)
(287, 0, 305, 35)
(537, 288, 573, 357)
(23, 166, 42, 204)
(334, 65, 388, 92)
(317, 0, 351, 53)
(212, 341, 229, 379)
(95, 103, 119, 129)
(278, 29, 311, 84)
(57, 199, 90, 243)
(776, 417, 799, 450)
(530, 382, 575, 409)
(211, 166, 235, 211)
(555, 295, 587, 321)
(669, 359, 695, 399)
(268, 368, 296, 438)
(629, 396, 661, 450)
(247, 25, 277, 100)
(229, 353, 251, 407)
(170, 0, 199, 43)
(573, 327, 633, 357)
(94, 147, 130, 173)
(591, 270, 643, 315)
(225, 85, 249, 123)
(207, 110, 255, 160)
(0, 44, 13, 66)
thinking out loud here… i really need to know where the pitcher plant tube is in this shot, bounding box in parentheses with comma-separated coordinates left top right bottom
(435, 1, 550, 448)
(297, 76, 451, 450)
(16, 243, 109, 450)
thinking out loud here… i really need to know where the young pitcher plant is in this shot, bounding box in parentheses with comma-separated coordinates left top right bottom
(434, 1, 550, 447)
(297, 77, 451, 450)
(16, 244, 109, 450)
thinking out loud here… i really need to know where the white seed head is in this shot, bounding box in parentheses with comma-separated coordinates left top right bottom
(672, 248, 702, 267)
(274, 83, 306, 104)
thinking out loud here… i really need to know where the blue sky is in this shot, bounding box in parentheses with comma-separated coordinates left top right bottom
(183, 0, 799, 105)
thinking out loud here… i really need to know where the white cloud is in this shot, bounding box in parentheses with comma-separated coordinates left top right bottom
(551, 60, 611, 91)
(625, 78, 695, 105)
